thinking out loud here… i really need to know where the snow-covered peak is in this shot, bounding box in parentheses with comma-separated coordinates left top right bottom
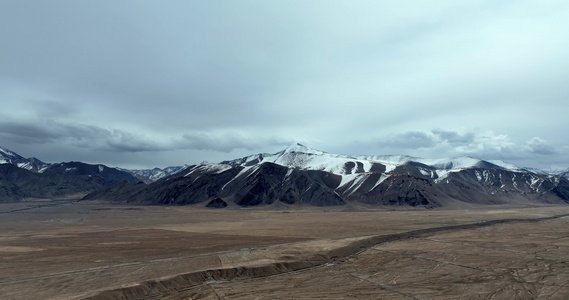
(523, 166, 569, 176)
(272, 143, 359, 170)
(358, 154, 521, 172)
(0, 147, 15, 157)
(223, 144, 377, 175)
(355, 154, 418, 165)
(547, 167, 569, 175)
(278, 143, 328, 156)
(415, 156, 527, 172)
(417, 156, 484, 170)
(0, 146, 50, 172)
(487, 160, 523, 171)
(220, 144, 556, 179)
(0, 146, 23, 161)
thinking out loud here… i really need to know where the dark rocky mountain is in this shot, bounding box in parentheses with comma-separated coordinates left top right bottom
(1, 145, 189, 184)
(0, 147, 140, 202)
(84, 162, 345, 207)
(84, 144, 569, 208)
(0, 146, 50, 172)
(42, 162, 140, 186)
(0, 163, 138, 202)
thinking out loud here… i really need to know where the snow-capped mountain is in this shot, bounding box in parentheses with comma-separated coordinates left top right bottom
(119, 165, 190, 183)
(0, 146, 50, 172)
(222, 143, 385, 174)
(521, 166, 569, 176)
(85, 143, 569, 208)
(224, 143, 521, 174)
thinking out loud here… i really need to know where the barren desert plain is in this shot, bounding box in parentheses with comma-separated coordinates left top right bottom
(2, 199, 569, 300)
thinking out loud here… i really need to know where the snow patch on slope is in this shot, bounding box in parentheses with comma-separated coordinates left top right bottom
(370, 174, 391, 191)
(185, 164, 232, 177)
(221, 165, 259, 190)
(339, 173, 368, 195)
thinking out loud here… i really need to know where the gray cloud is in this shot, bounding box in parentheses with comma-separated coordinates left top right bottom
(526, 137, 556, 155)
(0, 120, 107, 144)
(0, 120, 164, 152)
(1, 1, 568, 169)
(181, 132, 289, 153)
(383, 131, 437, 149)
(381, 129, 503, 153)
(431, 129, 476, 147)
(350, 129, 562, 168)
(0, 118, 290, 158)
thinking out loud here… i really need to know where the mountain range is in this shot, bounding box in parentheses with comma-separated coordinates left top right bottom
(0, 146, 141, 202)
(83, 143, 569, 208)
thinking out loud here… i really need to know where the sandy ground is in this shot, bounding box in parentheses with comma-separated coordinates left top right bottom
(1, 200, 569, 299)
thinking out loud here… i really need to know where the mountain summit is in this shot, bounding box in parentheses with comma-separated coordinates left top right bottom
(0, 146, 49, 172)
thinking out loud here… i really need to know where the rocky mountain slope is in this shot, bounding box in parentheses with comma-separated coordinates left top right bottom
(84, 144, 569, 208)
(0, 147, 140, 202)
(0, 163, 138, 202)
(1, 145, 187, 184)
(43, 161, 140, 186)
(0, 146, 50, 172)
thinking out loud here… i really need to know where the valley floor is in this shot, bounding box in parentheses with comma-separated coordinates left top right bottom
(1, 201, 569, 299)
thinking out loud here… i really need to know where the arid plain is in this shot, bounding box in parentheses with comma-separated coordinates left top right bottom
(1, 200, 569, 300)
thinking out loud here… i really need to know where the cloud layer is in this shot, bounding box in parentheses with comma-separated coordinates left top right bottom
(1, 1, 568, 169)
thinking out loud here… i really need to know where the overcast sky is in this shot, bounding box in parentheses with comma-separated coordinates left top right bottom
(1, 1, 568, 170)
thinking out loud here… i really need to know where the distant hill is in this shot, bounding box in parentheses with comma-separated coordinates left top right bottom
(0, 147, 140, 202)
(0, 164, 134, 202)
(43, 161, 140, 186)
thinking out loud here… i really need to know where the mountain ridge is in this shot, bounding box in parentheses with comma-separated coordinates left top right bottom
(4, 144, 569, 206)
(0, 146, 190, 184)
(4, 144, 564, 179)
(0, 146, 50, 172)
(84, 144, 569, 208)
(0, 147, 140, 202)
